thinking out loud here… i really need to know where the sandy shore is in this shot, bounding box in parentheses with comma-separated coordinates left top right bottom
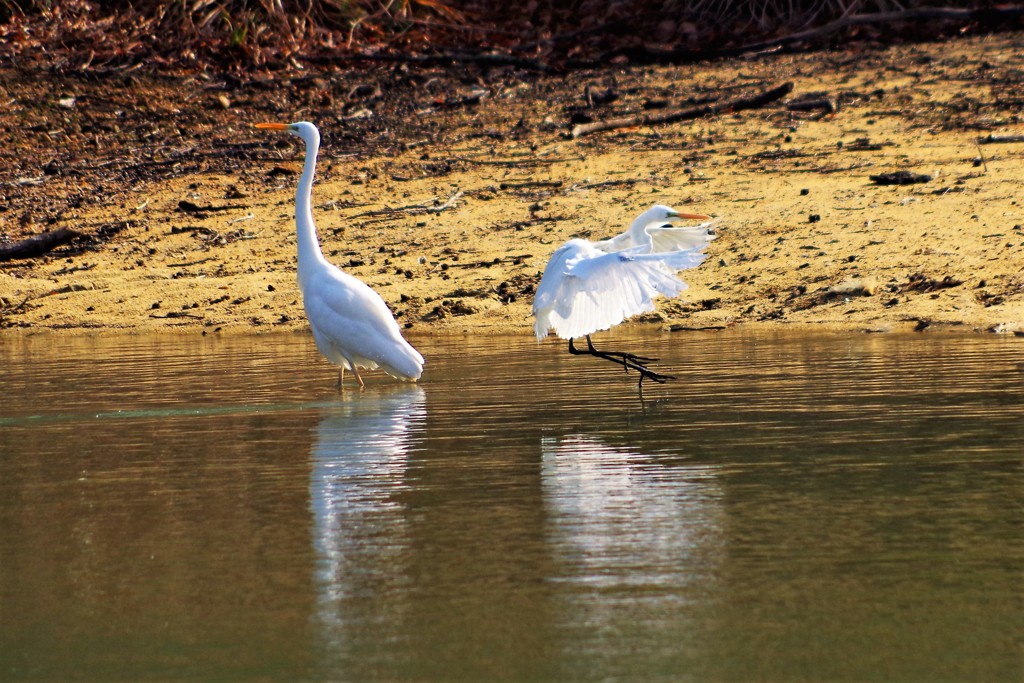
(2, 33, 1023, 338)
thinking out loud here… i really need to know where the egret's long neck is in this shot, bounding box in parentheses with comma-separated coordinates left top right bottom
(628, 211, 655, 247)
(295, 136, 327, 268)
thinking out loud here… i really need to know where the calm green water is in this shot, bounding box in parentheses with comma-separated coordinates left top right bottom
(0, 330, 1021, 682)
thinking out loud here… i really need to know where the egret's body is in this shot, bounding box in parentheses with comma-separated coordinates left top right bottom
(532, 204, 714, 385)
(532, 238, 708, 341)
(256, 121, 423, 387)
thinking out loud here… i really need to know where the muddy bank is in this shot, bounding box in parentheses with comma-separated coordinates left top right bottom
(1, 33, 1023, 337)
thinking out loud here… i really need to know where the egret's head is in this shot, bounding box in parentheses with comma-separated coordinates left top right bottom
(647, 204, 679, 223)
(255, 121, 320, 147)
(645, 204, 710, 223)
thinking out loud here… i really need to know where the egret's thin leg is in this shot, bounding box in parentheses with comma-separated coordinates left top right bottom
(352, 366, 365, 389)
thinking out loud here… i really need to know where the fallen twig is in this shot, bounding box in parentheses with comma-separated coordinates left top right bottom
(150, 311, 205, 319)
(453, 155, 584, 166)
(166, 257, 218, 268)
(869, 170, 932, 185)
(571, 82, 793, 139)
(790, 162, 875, 174)
(170, 226, 216, 235)
(427, 190, 464, 213)
(977, 134, 1024, 144)
(499, 180, 564, 190)
(447, 254, 532, 268)
(54, 263, 96, 275)
(843, 138, 888, 151)
(0, 295, 33, 314)
(350, 190, 464, 218)
(178, 200, 249, 213)
(567, 179, 640, 192)
(0, 228, 81, 261)
(787, 97, 837, 114)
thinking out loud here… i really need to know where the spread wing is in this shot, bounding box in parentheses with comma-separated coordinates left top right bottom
(533, 240, 706, 340)
(645, 220, 717, 253)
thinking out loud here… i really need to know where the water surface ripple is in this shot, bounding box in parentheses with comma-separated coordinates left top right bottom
(1, 330, 1021, 682)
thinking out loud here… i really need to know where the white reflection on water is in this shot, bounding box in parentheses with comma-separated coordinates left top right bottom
(540, 434, 727, 676)
(309, 387, 426, 620)
(541, 433, 724, 588)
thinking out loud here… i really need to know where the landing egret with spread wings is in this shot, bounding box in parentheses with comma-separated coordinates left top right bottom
(256, 121, 423, 388)
(533, 205, 714, 385)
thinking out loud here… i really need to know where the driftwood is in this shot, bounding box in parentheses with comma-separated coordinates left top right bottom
(787, 97, 837, 114)
(571, 82, 793, 139)
(499, 180, 564, 190)
(869, 170, 933, 185)
(0, 227, 81, 261)
(977, 134, 1024, 145)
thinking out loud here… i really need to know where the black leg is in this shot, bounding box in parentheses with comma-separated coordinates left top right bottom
(567, 336, 675, 385)
(585, 334, 658, 364)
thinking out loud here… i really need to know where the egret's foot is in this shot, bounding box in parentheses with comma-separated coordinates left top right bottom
(638, 367, 674, 384)
(583, 335, 658, 364)
(568, 336, 674, 384)
(605, 349, 658, 365)
(635, 366, 674, 403)
(337, 366, 366, 391)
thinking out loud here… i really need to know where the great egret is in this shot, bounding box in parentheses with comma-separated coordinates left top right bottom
(255, 121, 423, 388)
(533, 205, 714, 385)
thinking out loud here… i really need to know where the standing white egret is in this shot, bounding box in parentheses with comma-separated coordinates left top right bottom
(533, 205, 714, 386)
(255, 121, 423, 388)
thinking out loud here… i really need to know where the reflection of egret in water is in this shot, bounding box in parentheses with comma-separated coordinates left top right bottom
(541, 433, 724, 674)
(309, 387, 426, 642)
(542, 434, 723, 585)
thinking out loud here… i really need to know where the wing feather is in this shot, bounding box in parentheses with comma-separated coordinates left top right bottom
(533, 241, 701, 340)
(645, 221, 717, 253)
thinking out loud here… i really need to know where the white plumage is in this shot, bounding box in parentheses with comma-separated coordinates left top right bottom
(256, 121, 423, 387)
(301, 263, 424, 382)
(533, 205, 715, 341)
(593, 204, 715, 253)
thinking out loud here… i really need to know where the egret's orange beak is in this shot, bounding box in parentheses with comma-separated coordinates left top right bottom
(255, 122, 290, 130)
(677, 211, 711, 220)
